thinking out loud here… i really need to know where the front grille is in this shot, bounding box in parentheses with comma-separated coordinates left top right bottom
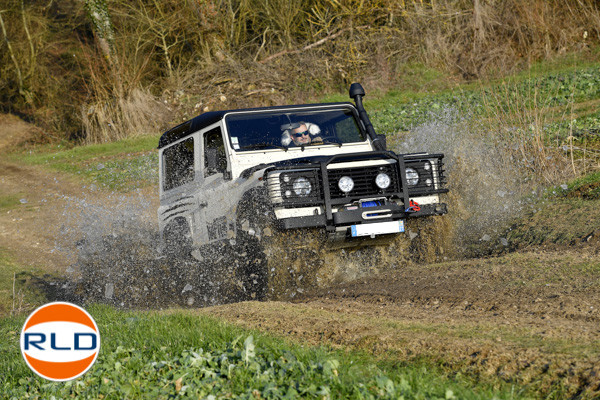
(328, 164, 400, 199)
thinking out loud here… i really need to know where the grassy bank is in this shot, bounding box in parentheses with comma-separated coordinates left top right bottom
(0, 306, 525, 399)
(8, 135, 160, 191)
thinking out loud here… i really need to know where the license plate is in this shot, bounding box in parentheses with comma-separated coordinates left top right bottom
(350, 220, 404, 237)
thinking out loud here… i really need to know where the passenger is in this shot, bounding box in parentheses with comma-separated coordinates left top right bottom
(281, 122, 322, 147)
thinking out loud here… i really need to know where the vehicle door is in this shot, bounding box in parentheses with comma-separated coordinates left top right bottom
(195, 124, 237, 245)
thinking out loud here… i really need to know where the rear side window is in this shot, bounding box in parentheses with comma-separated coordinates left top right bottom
(163, 137, 195, 191)
(204, 127, 227, 178)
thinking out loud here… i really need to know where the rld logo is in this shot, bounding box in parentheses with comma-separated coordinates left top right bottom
(20, 302, 100, 381)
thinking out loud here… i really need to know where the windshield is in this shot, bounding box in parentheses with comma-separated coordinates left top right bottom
(224, 108, 366, 151)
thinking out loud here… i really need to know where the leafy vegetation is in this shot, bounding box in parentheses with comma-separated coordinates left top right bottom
(0, 307, 524, 399)
(369, 65, 600, 139)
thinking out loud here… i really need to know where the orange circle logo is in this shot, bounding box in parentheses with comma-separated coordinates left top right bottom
(20, 302, 100, 381)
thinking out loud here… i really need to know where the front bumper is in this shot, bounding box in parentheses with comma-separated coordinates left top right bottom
(269, 151, 448, 234)
(277, 200, 447, 230)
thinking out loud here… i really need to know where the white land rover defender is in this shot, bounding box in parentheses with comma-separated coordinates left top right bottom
(158, 83, 448, 299)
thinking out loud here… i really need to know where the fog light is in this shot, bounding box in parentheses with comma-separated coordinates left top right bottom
(338, 176, 354, 193)
(375, 173, 391, 189)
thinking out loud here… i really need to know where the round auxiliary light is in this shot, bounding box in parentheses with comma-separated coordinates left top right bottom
(282, 174, 291, 183)
(293, 177, 312, 197)
(375, 173, 391, 189)
(338, 176, 354, 193)
(285, 190, 292, 197)
(423, 162, 431, 171)
(425, 178, 433, 187)
(405, 167, 419, 186)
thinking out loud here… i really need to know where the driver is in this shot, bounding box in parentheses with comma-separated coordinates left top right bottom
(281, 122, 322, 147)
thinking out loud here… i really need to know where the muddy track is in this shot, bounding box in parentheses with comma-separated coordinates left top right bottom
(201, 248, 600, 398)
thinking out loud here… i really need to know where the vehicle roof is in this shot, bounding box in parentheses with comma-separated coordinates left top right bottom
(158, 102, 356, 149)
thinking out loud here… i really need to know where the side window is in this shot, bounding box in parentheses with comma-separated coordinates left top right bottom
(204, 127, 227, 178)
(163, 137, 195, 191)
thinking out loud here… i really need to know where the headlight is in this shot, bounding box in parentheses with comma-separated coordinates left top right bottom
(375, 173, 391, 189)
(405, 167, 419, 186)
(338, 176, 354, 193)
(293, 177, 312, 196)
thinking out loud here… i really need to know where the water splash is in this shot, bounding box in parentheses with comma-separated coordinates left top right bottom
(48, 189, 234, 308)
(393, 108, 542, 253)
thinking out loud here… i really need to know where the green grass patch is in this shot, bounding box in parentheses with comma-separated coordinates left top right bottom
(0, 306, 526, 399)
(10, 134, 160, 191)
(319, 59, 600, 152)
(366, 65, 600, 137)
(554, 169, 600, 199)
(0, 251, 47, 318)
(0, 194, 24, 211)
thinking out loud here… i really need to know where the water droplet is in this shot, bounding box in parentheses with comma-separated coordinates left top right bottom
(104, 283, 114, 299)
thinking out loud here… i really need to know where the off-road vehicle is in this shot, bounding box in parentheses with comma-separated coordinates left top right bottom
(158, 83, 448, 299)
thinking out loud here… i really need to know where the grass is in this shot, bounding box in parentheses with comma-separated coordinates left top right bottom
(0, 250, 47, 317)
(366, 64, 600, 136)
(0, 305, 527, 399)
(554, 169, 600, 199)
(9, 134, 160, 191)
(0, 194, 24, 211)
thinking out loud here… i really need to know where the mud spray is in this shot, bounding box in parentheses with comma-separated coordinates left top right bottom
(45, 109, 555, 308)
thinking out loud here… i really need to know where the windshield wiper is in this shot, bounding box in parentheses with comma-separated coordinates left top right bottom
(240, 142, 288, 151)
